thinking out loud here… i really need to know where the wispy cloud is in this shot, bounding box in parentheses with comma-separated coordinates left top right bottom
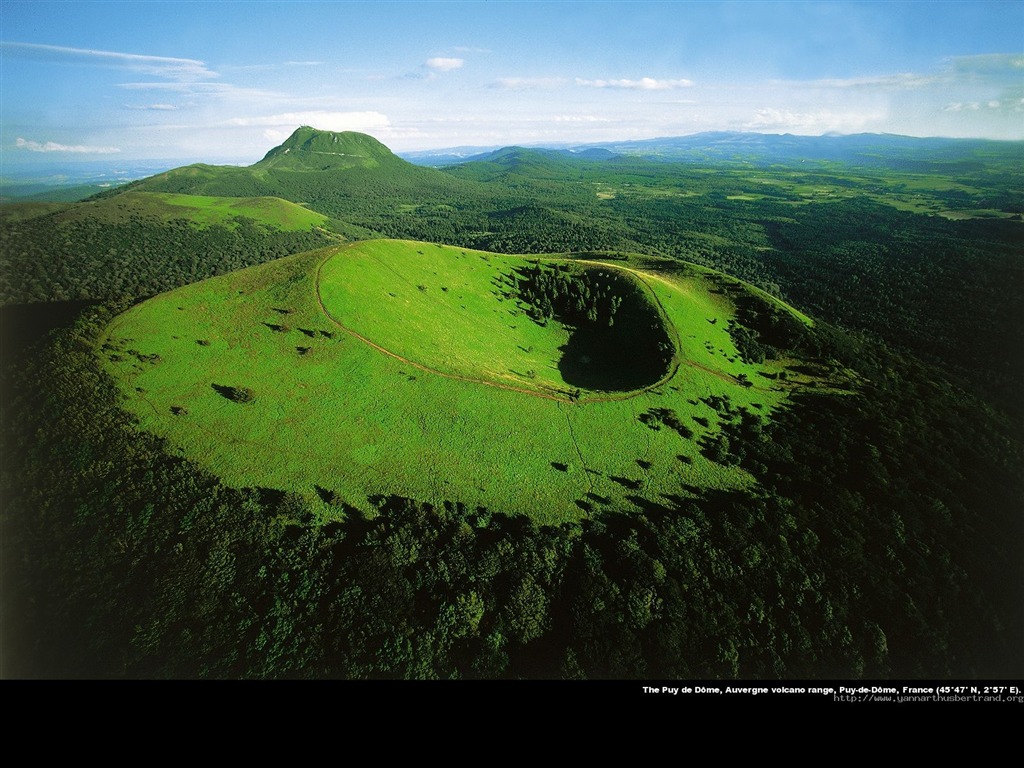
(782, 54, 1024, 92)
(117, 81, 224, 91)
(425, 57, 464, 72)
(943, 102, 982, 112)
(16, 137, 120, 153)
(490, 77, 567, 90)
(576, 77, 694, 90)
(403, 56, 466, 81)
(785, 73, 936, 90)
(944, 98, 1024, 113)
(744, 107, 884, 134)
(126, 103, 179, 111)
(116, 81, 286, 106)
(452, 46, 491, 54)
(226, 110, 392, 131)
(949, 53, 1024, 73)
(0, 41, 216, 81)
(226, 60, 326, 73)
(117, 82, 233, 92)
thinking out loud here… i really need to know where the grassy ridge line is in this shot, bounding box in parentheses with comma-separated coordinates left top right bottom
(62, 191, 333, 231)
(649, 258, 815, 328)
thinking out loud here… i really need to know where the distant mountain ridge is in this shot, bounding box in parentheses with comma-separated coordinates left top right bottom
(402, 131, 1024, 169)
(95, 128, 1024, 208)
(467, 146, 619, 164)
(439, 145, 622, 181)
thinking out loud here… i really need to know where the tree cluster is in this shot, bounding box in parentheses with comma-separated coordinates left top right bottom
(0, 214, 336, 305)
(515, 263, 623, 327)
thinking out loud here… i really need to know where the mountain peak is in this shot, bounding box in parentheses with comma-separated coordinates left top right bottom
(256, 127, 398, 170)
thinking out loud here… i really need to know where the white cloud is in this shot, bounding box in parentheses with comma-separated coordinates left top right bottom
(126, 103, 179, 111)
(226, 110, 392, 132)
(425, 57, 464, 72)
(576, 77, 694, 90)
(116, 81, 287, 105)
(16, 137, 120, 153)
(949, 53, 1024, 73)
(0, 41, 215, 81)
(490, 77, 567, 90)
(943, 102, 981, 112)
(744, 108, 883, 134)
(118, 82, 233, 92)
(787, 73, 936, 90)
(782, 54, 1024, 95)
(263, 129, 289, 143)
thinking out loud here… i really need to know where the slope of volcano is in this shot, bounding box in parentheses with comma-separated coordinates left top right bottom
(98, 239, 835, 523)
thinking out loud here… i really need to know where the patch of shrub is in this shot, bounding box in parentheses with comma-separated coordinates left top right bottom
(212, 383, 255, 403)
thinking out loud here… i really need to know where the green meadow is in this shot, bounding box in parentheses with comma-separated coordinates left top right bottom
(61, 190, 331, 230)
(99, 239, 830, 524)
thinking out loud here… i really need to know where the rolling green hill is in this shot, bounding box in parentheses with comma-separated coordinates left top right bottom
(98, 239, 840, 523)
(13, 190, 332, 231)
(0, 190, 342, 306)
(109, 127, 473, 220)
(119, 129, 407, 195)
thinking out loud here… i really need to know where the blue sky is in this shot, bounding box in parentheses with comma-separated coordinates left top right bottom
(1, 0, 1022, 168)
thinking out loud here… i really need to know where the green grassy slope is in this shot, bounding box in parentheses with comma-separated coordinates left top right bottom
(317, 240, 678, 397)
(110, 128, 472, 220)
(99, 239, 840, 524)
(254, 127, 401, 171)
(38, 190, 331, 230)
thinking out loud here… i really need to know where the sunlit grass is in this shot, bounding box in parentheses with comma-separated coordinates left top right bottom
(99, 239, 824, 523)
